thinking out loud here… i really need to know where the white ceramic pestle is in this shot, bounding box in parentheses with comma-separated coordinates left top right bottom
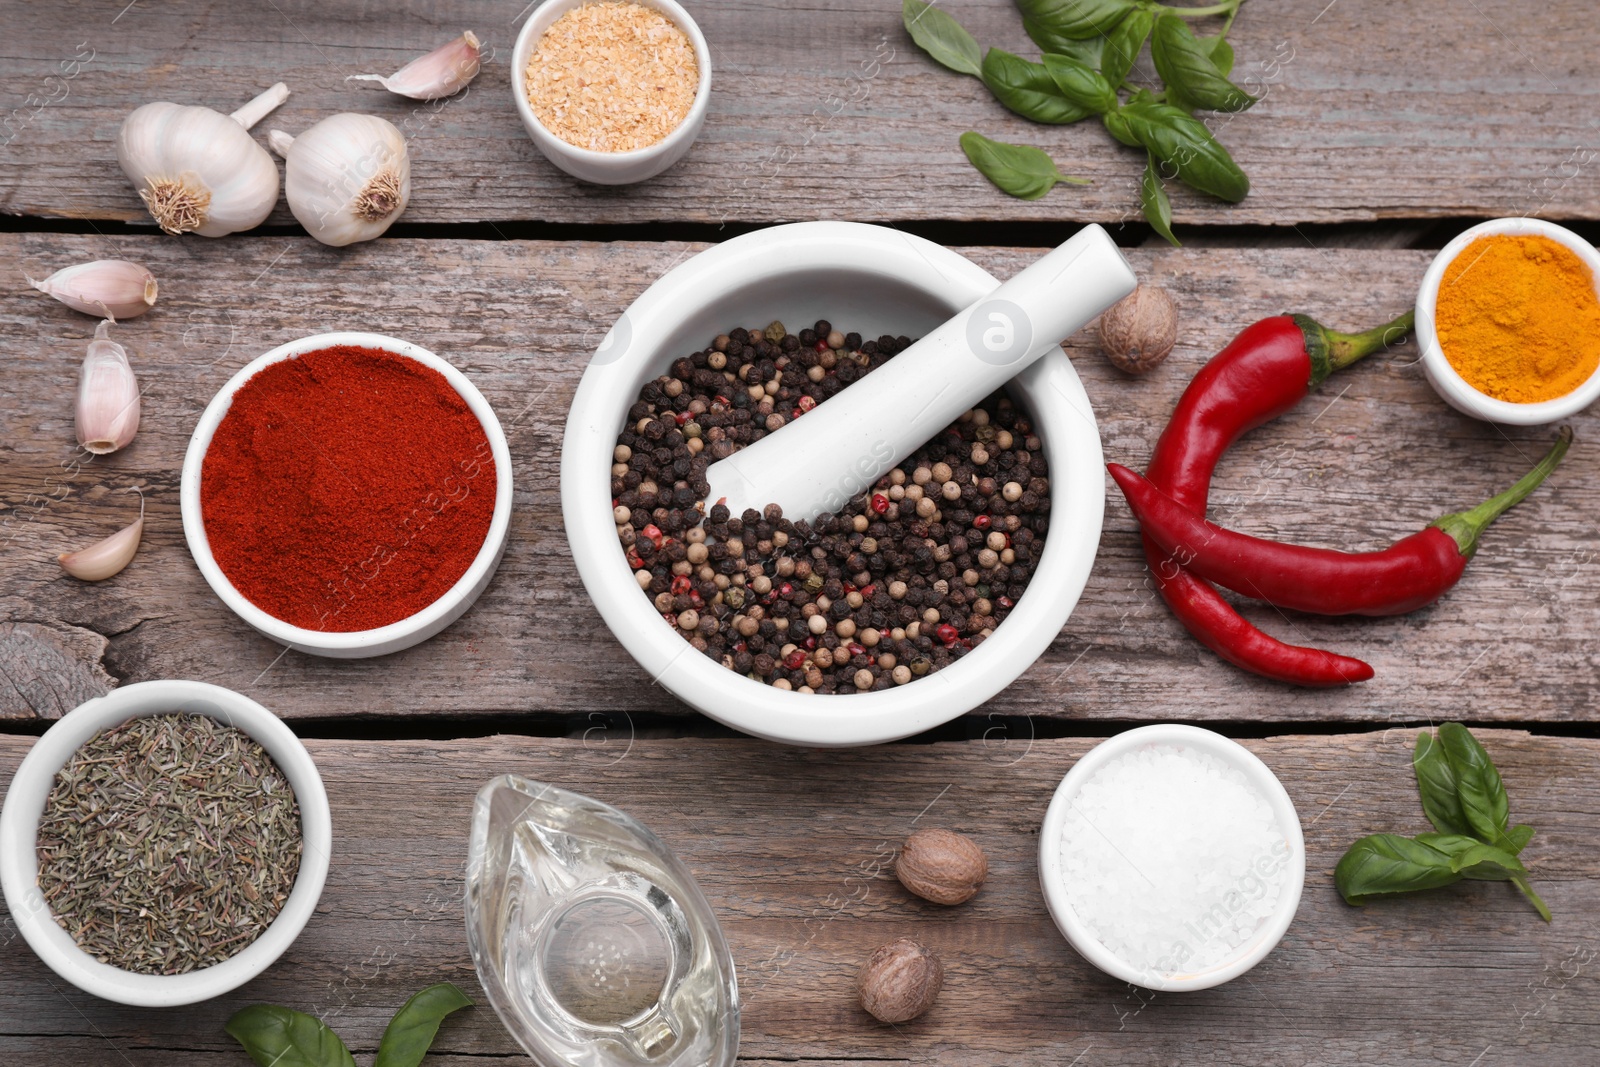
(702, 223, 1137, 524)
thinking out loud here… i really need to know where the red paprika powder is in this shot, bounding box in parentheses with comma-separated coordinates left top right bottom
(201, 345, 496, 632)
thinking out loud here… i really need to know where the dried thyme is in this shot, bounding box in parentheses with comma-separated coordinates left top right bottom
(35, 713, 303, 975)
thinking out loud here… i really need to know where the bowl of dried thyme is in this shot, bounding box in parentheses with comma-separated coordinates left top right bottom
(0, 679, 331, 1007)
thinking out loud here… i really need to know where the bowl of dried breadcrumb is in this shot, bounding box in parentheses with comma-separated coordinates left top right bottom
(512, 0, 712, 185)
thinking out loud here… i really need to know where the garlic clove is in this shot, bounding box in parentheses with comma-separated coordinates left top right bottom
(27, 260, 159, 320)
(117, 84, 288, 237)
(76, 319, 141, 454)
(270, 114, 411, 246)
(347, 31, 481, 100)
(59, 490, 144, 582)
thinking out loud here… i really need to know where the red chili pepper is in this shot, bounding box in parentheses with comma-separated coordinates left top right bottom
(1140, 310, 1412, 686)
(1112, 427, 1571, 617)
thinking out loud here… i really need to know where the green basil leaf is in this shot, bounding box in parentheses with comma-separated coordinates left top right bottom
(981, 48, 1094, 124)
(1102, 108, 1135, 147)
(374, 983, 474, 1067)
(1505, 823, 1536, 853)
(226, 1006, 355, 1067)
(902, 0, 982, 77)
(1100, 8, 1153, 88)
(1023, 18, 1104, 67)
(1109, 98, 1249, 201)
(1513, 875, 1553, 922)
(1335, 834, 1461, 905)
(960, 131, 1088, 200)
(1016, 0, 1135, 40)
(1040, 53, 1120, 115)
(1413, 728, 1474, 837)
(1449, 842, 1527, 880)
(1196, 34, 1235, 78)
(1140, 154, 1178, 247)
(1150, 14, 1255, 112)
(1438, 722, 1510, 844)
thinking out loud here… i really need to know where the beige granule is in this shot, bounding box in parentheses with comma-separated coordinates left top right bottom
(525, 1, 699, 153)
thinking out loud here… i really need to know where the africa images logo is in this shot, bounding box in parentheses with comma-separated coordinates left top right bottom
(966, 298, 1033, 366)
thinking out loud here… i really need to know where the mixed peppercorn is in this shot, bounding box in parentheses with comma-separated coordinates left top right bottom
(611, 319, 1051, 693)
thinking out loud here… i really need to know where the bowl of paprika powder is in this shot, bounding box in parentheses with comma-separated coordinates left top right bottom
(181, 332, 513, 658)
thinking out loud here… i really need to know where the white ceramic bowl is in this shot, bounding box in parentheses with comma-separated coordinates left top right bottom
(0, 680, 331, 1007)
(1038, 724, 1306, 992)
(1417, 217, 1600, 424)
(560, 221, 1106, 747)
(512, 0, 712, 185)
(182, 331, 513, 658)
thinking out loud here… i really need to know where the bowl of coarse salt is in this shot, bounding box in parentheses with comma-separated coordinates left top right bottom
(1038, 724, 1305, 992)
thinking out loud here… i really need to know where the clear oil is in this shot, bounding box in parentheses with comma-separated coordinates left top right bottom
(466, 777, 739, 1067)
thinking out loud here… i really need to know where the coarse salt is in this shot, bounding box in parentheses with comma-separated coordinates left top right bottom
(525, 1, 699, 153)
(1058, 744, 1291, 978)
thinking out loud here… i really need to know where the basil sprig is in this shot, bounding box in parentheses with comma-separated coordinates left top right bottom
(982, 48, 1094, 124)
(1335, 724, 1549, 922)
(901, 0, 1254, 243)
(902, 0, 982, 77)
(227, 983, 473, 1067)
(960, 132, 1089, 200)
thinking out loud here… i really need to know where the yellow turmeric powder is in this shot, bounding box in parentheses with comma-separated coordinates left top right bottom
(1435, 233, 1600, 403)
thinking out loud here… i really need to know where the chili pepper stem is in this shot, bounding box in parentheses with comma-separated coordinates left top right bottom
(1297, 309, 1415, 384)
(1323, 309, 1416, 371)
(1433, 426, 1574, 558)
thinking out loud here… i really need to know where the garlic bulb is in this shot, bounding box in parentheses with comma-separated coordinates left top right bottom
(28, 260, 158, 320)
(59, 489, 144, 581)
(268, 115, 411, 246)
(76, 320, 141, 455)
(348, 31, 481, 100)
(117, 83, 288, 237)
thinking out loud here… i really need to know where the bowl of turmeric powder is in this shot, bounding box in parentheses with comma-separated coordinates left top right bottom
(1416, 217, 1600, 424)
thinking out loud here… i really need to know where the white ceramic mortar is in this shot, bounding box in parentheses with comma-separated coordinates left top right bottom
(560, 222, 1107, 746)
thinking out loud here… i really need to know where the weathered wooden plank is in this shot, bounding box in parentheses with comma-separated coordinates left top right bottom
(0, 732, 1595, 1064)
(3, 233, 1598, 724)
(1, 0, 1597, 228)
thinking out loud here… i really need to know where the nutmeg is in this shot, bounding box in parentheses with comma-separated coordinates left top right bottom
(1098, 283, 1178, 375)
(895, 828, 987, 905)
(857, 937, 943, 1023)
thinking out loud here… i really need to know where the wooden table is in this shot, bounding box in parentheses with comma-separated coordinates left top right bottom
(3, 1, 1597, 1063)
